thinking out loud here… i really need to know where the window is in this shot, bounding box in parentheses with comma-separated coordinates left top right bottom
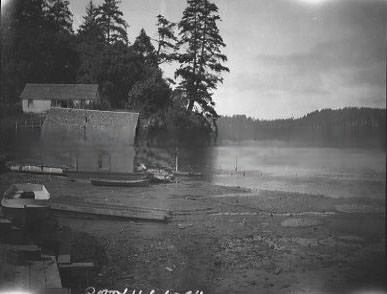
(97, 153, 110, 170)
(28, 99, 33, 107)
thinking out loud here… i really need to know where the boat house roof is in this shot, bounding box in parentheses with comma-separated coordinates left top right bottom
(20, 83, 99, 101)
(42, 108, 139, 144)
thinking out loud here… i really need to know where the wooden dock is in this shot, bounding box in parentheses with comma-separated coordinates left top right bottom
(174, 171, 203, 177)
(0, 216, 65, 292)
(51, 200, 170, 222)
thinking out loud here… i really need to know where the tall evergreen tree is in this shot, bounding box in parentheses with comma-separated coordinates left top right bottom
(127, 67, 172, 123)
(1, 0, 47, 106)
(133, 29, 157, 65)
(44, 0, 78, 83)
(99, 45, 143, 108)
(155, 14, 178, 65)
(175, 0, 229, 118)
(1, 0, 78, 107)
(76, 1, 104, 83)
(96, 0, 128, 45)
(45, 0, 73, 33)
(78, 0, 103, 41)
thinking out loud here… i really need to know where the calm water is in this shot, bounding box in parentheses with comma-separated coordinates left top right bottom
(210, 142, 385, 199)
(178, 141, 386, 200)
(6, 130, 386, 199)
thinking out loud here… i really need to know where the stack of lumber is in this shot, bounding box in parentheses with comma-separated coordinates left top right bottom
(51, 199, 170, 222)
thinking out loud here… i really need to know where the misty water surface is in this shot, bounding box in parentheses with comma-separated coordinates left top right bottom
(206, 141, 386, 199)
(6, 130, 385, 200)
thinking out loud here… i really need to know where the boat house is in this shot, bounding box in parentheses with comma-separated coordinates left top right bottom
(20, 83, 100, 113)
(41, 108, 139, 173)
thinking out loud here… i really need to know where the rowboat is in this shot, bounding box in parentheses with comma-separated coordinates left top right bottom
(146, 168, 174, 183)
(1, 183, 51, 226)
(148, 174, 174, 183)
(90, 178, 150, 187)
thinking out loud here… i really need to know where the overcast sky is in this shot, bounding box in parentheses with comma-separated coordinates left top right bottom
(71, 0, 384, 118)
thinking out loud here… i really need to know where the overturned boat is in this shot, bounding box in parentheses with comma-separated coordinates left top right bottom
(1, 183, 51, 226)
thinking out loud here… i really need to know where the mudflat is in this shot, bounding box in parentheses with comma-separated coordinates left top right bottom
(0, 171, 385, 294)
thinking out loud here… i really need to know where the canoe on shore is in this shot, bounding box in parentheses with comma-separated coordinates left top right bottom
(90, 178, 150, 187)
(65, 170, 144, 179)
(7, 164, 64, 176)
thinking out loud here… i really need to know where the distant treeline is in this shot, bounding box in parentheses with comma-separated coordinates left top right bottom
(217, 108, 386, 148)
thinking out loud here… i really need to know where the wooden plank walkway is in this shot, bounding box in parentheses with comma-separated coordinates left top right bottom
(51, 200, 170, 222)
(0, 244, 62, 290)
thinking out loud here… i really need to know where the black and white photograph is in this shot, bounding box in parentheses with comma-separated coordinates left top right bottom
(0, 0, 386, 293)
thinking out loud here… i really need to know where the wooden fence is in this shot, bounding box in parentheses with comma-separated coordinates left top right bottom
(15, 114, 46, 131)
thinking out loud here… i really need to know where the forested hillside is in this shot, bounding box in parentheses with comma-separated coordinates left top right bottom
(218, 108, 386, 148)
(1, 0, 229, 144)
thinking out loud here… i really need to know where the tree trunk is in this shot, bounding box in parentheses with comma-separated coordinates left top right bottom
(188, 99, 195, 111)
(189, 6, 199, 112)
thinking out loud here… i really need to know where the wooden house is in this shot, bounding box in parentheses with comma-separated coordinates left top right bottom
(20, 83, 100, 113)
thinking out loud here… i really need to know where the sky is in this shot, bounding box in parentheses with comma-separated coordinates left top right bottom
(3, 0, 386, 119)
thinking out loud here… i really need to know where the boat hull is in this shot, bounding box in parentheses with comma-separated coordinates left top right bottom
(1, 204, 51, 227)
(90, 178, 150, 187)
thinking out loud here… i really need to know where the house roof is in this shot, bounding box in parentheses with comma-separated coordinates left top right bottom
(21, 83, 99, 101)
(42, 108, 139, 145)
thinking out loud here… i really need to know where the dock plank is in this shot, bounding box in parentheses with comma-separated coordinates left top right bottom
(0, 252, 62, 289)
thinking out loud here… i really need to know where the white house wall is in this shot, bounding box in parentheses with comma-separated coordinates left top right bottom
(22, 99, 51, 113)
